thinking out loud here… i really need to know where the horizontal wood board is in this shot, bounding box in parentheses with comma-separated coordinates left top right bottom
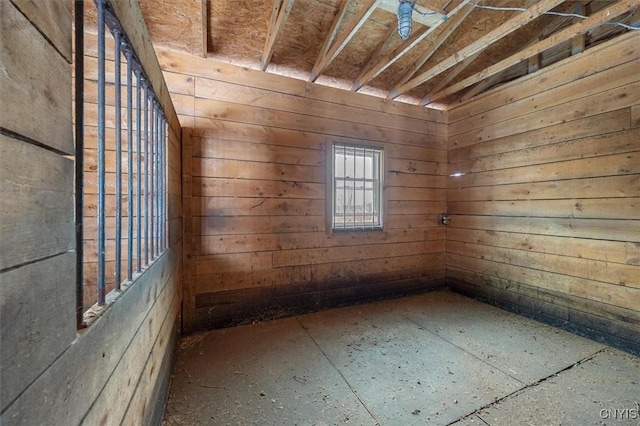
(2, 3, 183, 425)
(446, 31, 640, 352)
(164, 50, 448, 330)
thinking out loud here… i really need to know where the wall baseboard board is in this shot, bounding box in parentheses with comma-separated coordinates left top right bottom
(447, 277, 640, 357)
(149, 318, 180, 426)
(192, 275, 447, 331)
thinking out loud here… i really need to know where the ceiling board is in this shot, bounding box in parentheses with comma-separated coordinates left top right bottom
(135, 0, 638, 108)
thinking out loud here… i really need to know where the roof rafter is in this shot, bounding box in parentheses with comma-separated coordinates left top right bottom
(201, 0, 208, 57)
(310, 0, 383, 82)
(314, 0, 349, 71)
(353, 0, 472, 92)
(388, 1, 474, 99)
(459, 0, 587, 102)
(350, 24, 397, 91)
(261, 0, 296, 71)
(422, 52, 480, 104)
(390, 0, 566, 99)
(429, 0, 640, 103)
(352, 25, 432, 91)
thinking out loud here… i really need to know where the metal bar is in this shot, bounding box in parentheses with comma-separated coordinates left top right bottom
(361, 146, 365, 228)
(152, 105, 157, 258)
(377, 150, 382, 227)
(158, 117, 162, 253)
(152, 106, 157, 258)
(126, 49, 134, 281)
(153, 108, 157, 255)
(144, 83, 149, 266)
(342, 145, 346, 230)
(352, 147, 356, 227)
(74, 0, 85, 325)
(155, 107, 160, 255)
(373, 150, 377, 227)
(332, 145, 335, 229)
(374, 150, 378, 227)
(159, 113, 163, 254)
(364, 147, 368, 229)
(136, 71, 142, 272)
(164, 119, 168, 249)
(149, 101, 155, 260)
(161, 118, 166, 251)
(155, 108, 160, 256)
(114, 29, 123, 290)
(96, 0, 106, 306)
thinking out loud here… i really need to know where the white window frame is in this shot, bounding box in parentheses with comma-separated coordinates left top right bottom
(329, 142, 384, 232)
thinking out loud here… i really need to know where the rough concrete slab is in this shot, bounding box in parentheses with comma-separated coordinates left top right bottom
(449, 414, 489, 425)
(392, 291, 605, 385)
(473, 348, 640, 426)
(298, 304, 523, 425)
(163, 317, 376, 425)
(163, 291, 638, 425)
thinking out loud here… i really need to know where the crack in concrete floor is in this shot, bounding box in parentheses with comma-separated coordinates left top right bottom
(163, 290, 639, 426)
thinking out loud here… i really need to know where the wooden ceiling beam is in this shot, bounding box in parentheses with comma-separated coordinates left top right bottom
(352, 25, 434, 91)
(430, 0, 640, 103)
(458, 0, 586, 102)
(388, 1, 474, 99)
(379, 0, 447, 27)
(261, 0, 296, 71)
(314, 0, 349, 69)
(310, 0, 383, 82)
(201, 0, 208, 57)
(460, 71, 502, 102)
(422, 51, 480, 104)
(571, 3, 586, 54)
(390, 0, 566, 99)
(350, 24, 397, 91)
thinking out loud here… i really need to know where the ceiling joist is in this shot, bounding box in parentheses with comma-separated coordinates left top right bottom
(201, 0, 208, 57)
(430, 0, 640, 103)
(310, 0, 383, 82)
(314, 0, 349, 68)
(422, 51, 480, 104)
(141, 0, 638, 108)
(390, 0, 566, 99)
(571, 3, 587, 54)
(352, 25, 433, 91)
(261, 0, 296, 71)
(388, 1, 474, 99)
(350, 24, 397, 91)
(353, 0, 473, 93)
(460, 0, 591, 102)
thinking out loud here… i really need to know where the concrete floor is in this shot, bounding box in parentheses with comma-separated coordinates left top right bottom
(163, 290, 640, 425)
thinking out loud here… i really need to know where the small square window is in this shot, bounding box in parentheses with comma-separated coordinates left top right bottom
(331, 143, 384, 231)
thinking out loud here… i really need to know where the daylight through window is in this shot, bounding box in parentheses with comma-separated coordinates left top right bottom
(332, 143, 383, 231)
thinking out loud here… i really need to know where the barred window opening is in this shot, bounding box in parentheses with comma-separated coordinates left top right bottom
(331, 143, 383, 231)
(75, 0, 169, 327)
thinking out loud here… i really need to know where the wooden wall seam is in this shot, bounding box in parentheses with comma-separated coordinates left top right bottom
(445, 29, 640, 354)
(1, 1, 183, 424)
(0, 0, 76, 414)
(162, 47, 448, 329)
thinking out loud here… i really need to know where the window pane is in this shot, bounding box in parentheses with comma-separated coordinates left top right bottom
(332, 143, 383, 231)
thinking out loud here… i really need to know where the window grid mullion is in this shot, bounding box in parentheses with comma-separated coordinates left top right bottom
(332, 143, 382, 231)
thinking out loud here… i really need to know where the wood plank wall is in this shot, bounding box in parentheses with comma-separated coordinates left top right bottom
(156, 48, 448, 331)
(1, 0, 75, 414)
(0, 1, 183, 424)
(446, 30, 640, 354)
